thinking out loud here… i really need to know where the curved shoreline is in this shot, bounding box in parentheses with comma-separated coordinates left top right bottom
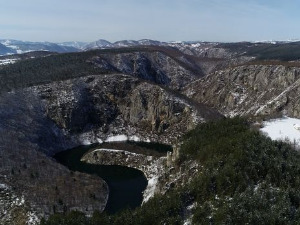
(81, 148, 168, 203)
(54, 144, 148, 213)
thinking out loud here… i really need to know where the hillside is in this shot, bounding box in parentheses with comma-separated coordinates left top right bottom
(0, 45, 230, 93)
(218, 41, 300, 61)
(41, 118, 300, 224)
(184, 64, 300, 118)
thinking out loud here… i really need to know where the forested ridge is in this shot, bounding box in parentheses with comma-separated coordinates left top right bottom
(0, 51, 110, 93)
(0, 46, 200, 94)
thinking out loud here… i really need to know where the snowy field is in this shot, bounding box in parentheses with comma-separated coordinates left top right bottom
(260, 117, 300, 146)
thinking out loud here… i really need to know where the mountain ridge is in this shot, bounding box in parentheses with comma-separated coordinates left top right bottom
(3, 38, 300, 61)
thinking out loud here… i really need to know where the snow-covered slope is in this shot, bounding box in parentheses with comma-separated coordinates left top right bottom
(260, 117, 300, 146)
(83, 39, 113, 49)
(0, 58, 18, 65)
(83, 39, 166, 50)
(114, 40, 139, 47)
(58, 41, 87, 50)
(0, 42, 16, 55)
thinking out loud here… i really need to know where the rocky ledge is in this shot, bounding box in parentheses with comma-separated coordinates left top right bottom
(30, 73, 222, 154)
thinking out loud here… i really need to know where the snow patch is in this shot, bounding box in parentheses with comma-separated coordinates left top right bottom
(184, 219, 192, 225)
(105, 134, 128, 142)
(129, 135, 140, 142)
(96, 138, 103, 144)
(260, 117, 300, 146)
(80, 137, 92, 145)
(191, 43, 202, 48)
(0, 58, 18, 65)
(143, 176, 158, 203)
(78, 132, 97, 145)
(0, 183, 9, 190)
(26, 211, 40, 225)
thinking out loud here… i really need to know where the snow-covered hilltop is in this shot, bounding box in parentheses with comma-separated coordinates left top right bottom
(0, 39, 79, 55)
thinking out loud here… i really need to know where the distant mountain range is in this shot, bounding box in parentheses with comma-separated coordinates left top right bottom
(0, 39, 80, 55)
(59, 39, 168, 50)
(0, 38, 237, 56)
(0, 39, 171, 56)
(2, 38, 300, 59)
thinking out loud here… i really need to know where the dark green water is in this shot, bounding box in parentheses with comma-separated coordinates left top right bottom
(54, 142, 172, 214)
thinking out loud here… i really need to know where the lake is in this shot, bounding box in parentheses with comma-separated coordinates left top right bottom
(54, 141, 172, 213)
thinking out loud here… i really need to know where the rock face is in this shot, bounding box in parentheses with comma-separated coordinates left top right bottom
(32, 74, 222, 148)
(184, 64, 300, 118)
(89, 50, 202, 91)
(85, 46, 251, 91)
(81, 147, 201, 204)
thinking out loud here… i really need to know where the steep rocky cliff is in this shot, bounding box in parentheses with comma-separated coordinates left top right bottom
(89, 46, 254, 91)
(81, 146, 200, 205)
(184, 63, 300, 118)
(89, 51, 197, 90)
(32, 74, 222, 148)
(0, 70, 222, 224)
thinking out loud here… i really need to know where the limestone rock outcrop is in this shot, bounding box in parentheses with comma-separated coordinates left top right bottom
(32, 74, 222, 147)
(184, 64, 300, 118)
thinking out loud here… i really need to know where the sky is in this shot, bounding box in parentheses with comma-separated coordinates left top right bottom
(0, 0, 300, 43)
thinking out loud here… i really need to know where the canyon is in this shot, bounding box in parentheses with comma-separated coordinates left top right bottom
(1, 40, 300, 224)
